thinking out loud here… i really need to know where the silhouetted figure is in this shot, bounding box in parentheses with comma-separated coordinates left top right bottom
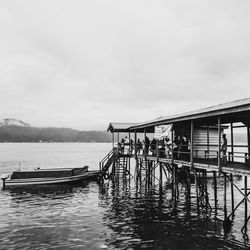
(159, 139, 166, 157)
(151, 138, 157, 156)
(221, 134, 227, 164)
(121, 138, 125, 153)
(137, 139, 143, 154)
(129, 139, 134, 153)
(173, 136, 181, 159)
(145, 136, 150, 155)
(181, 136, 189, 160)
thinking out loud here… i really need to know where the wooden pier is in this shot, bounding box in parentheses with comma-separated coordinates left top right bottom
(99, 98, 250, 241)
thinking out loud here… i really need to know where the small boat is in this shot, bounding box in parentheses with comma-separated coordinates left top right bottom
(1, 166, 99, 189)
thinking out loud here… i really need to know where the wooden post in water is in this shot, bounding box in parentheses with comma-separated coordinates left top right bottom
(159, 162, 163, 193)
(134, 131, 138, 181)
(224, 173, 227, 220)
(194, 169, 199, 214)
(144, 128, 149, 186)
(218, 117, 222, 172)
(213, 171, 217, 216)
(186, 166, 191, 202)
(230, 173, 234, 218)
(172, 164, 176, 201)
(204, 170, 208, 211)
(128, 132, 131, 181)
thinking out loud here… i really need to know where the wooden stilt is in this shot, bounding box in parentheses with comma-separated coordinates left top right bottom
(159, 162, 163, 193)
(224, 173, 227, 220)
(230, 173, 234, 218)
(186, 166, 191, 202)
(172, 165, 176, 201)
(194, 169, 199, 214)
(213, 171, 217, 216)
(204, 170, 208, 211)
(245, 176, 248, 235)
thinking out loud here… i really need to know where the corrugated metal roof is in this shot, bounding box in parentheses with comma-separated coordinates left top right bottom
(129, 97, 250, 130)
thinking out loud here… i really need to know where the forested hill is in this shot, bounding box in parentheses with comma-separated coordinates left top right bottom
(0, 125, 111, 143)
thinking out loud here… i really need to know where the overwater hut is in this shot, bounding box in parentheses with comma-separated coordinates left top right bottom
(100, 98, 250, 238)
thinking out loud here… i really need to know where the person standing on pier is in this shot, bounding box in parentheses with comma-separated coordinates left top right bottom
(145, 136, 150, 155)
(221, 134, 227, 164)
(124, 136, 129, 154)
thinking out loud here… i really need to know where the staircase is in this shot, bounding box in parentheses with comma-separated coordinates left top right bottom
(99, 148, 130, 180)
(113, 156, 129, 179)
(99, 148, 116, 177)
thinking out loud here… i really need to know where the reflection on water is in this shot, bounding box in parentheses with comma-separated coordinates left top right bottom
(98, 179, 249, 250)
(0, 178, 250, 249)
(0, 143, 250, 249)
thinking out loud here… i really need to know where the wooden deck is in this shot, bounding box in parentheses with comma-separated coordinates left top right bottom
(135, 154, 250, 176)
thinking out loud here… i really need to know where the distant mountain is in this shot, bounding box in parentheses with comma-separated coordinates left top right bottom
(0, 119, 111, 142)
(0, 118, 30, 127)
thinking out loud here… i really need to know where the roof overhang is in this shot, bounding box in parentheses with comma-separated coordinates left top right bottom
(129, 98, 250, 131)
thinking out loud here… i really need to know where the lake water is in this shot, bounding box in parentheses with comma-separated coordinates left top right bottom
(0, 143, 250, 249)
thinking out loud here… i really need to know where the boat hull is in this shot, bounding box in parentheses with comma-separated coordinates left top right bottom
(3, 170, 99, 188)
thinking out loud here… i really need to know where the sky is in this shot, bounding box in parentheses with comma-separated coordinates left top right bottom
(0, 0, 250, 130)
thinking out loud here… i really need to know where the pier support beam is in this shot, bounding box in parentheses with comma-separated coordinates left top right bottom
(218, 117, 221, 172)
(224, 173, 227, 220)
(230, 123, 234, 162)
(159, 162, 163, 193)
(230, 173, 234, 218)
(213, 171, 217, 216)
(194, 169, 199, 214)
(190, 120, 194, 170)
(245, 176, 248, 237)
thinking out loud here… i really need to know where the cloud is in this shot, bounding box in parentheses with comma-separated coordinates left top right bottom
(0, 0, 250, 130)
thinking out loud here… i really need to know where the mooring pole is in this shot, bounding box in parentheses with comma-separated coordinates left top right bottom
(213, 171, 217, 216)
(224, 173, 227, 220)
(230, 173, 234, 218)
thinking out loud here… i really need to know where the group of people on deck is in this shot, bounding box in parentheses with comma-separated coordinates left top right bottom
(118, 133, 228, 163)
(118, 135, 189, 160)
